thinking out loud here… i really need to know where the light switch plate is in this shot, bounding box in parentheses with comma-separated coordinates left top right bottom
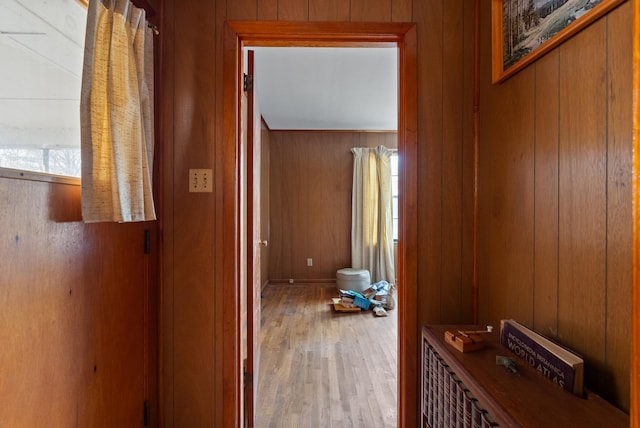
(189, 168, 213, 192)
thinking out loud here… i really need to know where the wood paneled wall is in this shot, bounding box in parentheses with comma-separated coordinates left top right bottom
(161, 0, 476, 426)
(267, 131, 397, 282)
(478, 0, 632, 411)
(0, 176, 155, 427)
(0, 4, 161, 426)
(415, 0, 476, 327)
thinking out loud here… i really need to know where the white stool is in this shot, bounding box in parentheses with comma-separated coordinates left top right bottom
(336, 268, 370, 293)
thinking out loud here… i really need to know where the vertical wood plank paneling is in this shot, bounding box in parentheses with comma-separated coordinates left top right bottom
(82, 223, 147, 427)
(257, 0, 278, 20)
(558, 21, 608, 389)
(479, 0, 632, 412)
(414, 0, 444, 325)
(227, 0, 257, 20)
(330, 133, 354, 274)
(270, 132, 306, 280)
(1, 181, 76, 428)
(605, 2, 633, 410)
(392, 0, 412, 22)
(160, 0, 176, 424)
(307, 133, 348, 278)
(502, 74, 536, 326)
(440, 0, 464, 322)
(533, 50, 560, 336)
(478, 0, 492, 329)
(269, 132, 397, 282)
(478, 0, 535, 328)
(309, 0, 350, 21)
(460, 0, 475, 323)
(0, 179, 149, 428)
(268, 134, 285, 280)
(290, 136, 308, 279)
(480, 70, 536, 326)
(278, 0, 309, 21)
(172, 0, 217, 425)
(351, 0, 392, 22)
(214, 2, 228, 427)
(412, 0, 475, 328)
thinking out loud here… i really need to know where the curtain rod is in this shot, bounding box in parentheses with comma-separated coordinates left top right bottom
(147, 22, 159, 35)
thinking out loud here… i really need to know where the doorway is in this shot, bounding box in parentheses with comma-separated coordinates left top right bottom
(249, 44, 400, 427)
(222, 21, 418, 428)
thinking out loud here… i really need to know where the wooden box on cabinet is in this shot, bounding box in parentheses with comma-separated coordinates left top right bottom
(421, 325, 628, 427)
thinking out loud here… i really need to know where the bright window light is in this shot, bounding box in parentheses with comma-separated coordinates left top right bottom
(0, 0, 87, 177)
(391, 152, 399, 241)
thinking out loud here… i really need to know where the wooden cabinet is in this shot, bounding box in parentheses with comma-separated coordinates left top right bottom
(421, 325, 628, 427)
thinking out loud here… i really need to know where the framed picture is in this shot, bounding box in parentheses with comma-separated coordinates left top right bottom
(492, 0, 625, 83)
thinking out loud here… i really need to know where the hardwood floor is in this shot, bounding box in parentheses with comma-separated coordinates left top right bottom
(255, 283, 398, 428)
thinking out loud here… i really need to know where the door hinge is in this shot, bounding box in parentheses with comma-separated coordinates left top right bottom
(244, 73, 254, 92)
(143, 400, 150, 426)
(244, 368, 253, 390)
(144, 229, 151, 254)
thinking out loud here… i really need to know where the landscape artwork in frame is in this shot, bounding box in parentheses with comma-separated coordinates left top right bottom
(491, 0, 625, 83)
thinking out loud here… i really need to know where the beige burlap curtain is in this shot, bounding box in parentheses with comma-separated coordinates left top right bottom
(80, 0, 156, 222)
(351, 146, 395, 283)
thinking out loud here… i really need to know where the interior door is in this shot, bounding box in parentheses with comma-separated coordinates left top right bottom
(244, 49, 262, 428)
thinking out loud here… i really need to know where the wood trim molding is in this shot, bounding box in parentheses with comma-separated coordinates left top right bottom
(269, 278, 337, 284)
(266, 129, 398, 133)
(222, 21, 241, 428)
(228, 21, 413, 46)
(632, 0, 640, 425)
(223, 20, 418, 428)
(0, 168, 80, 186)
(397, 23, 418, 428)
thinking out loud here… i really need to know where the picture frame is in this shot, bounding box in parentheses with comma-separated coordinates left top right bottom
(492, 0, 625, 83)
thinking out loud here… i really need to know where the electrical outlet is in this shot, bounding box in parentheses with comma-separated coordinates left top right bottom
(307, 258, 313, 267)
(189, 168, 213, 193)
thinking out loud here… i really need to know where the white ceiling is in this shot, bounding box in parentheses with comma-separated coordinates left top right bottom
(252, 47, 398, 131)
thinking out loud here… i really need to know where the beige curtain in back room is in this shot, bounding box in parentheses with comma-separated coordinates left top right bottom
(81, 0, 156, 223)
(351, 145, 395, 284)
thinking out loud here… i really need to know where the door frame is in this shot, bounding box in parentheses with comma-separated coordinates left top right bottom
(632, 0, 640, 425)
(222, 21, 418, 428)
(244, 49, 261, 427)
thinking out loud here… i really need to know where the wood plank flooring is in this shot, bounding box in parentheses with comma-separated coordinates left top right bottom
(255, 283, 398, 428)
